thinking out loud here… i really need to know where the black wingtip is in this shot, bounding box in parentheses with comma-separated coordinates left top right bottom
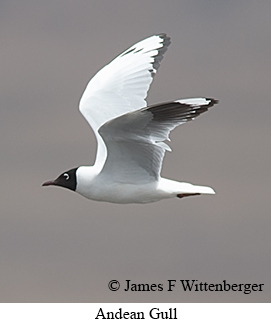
(157, 33, 171, 46)
(151, 34, 171, 73)
(206, 98, 219, 107)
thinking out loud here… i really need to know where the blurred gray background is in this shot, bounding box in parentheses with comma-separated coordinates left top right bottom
(1, 0, 270, 302)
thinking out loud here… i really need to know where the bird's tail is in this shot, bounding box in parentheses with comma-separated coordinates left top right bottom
(159, 179, 215, 199)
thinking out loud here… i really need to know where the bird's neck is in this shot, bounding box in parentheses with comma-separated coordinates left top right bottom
(75, 166, 98, 194)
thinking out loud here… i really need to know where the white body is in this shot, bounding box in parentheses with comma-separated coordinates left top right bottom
(76, 167, 215, 204)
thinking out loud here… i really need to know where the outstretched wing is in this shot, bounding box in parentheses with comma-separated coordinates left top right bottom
(99, 98, 218, 184)
(79, 34, 171, 169)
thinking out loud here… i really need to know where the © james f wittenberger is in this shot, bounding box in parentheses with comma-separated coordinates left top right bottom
(108, 279, 264, 295)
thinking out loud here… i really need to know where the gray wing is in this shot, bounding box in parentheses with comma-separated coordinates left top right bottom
(98, 98, 218, 184)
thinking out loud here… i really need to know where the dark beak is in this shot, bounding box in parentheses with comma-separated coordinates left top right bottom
(42, 180, 56, 187)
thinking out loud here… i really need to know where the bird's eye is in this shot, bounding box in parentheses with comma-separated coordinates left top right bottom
(63, 173, 69, 180)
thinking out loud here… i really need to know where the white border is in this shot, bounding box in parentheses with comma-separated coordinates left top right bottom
(0, 303, 269, 322)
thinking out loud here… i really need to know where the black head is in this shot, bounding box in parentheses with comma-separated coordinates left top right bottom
(42, 168, 78, 191)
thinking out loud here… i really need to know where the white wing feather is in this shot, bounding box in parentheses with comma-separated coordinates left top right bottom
(79, 34, 170, 170)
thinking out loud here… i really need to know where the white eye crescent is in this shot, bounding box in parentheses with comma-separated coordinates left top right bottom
(64, 173, 69, 180)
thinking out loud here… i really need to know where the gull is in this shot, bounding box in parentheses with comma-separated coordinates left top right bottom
(42, 34, 218, 204)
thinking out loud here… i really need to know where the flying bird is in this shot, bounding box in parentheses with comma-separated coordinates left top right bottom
(42, 34, 218, 204)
